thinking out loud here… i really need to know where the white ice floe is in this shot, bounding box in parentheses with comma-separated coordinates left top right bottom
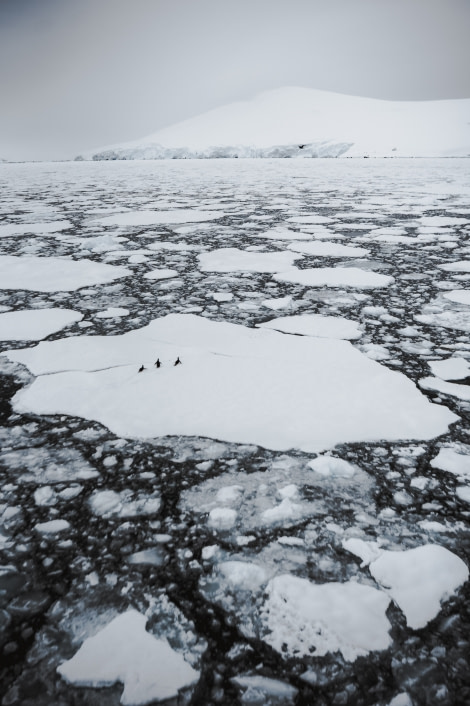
(231, 675, 298, 702)
(35, 519, 70, 534)
(287, 241, 370, 258)
(260, 575, 392, 661)
(257, 226, 312, 241)
(430, 448, 470, 479)
(0, 309, 83, 341)
(57, 610, 199, 705)
(443, 289, 470, 305)
(208, 507, 237, 530)
(143, 268, 179, 281)
(428, 357, 470, 381)
(261, 295, 293, 310)
(420, 376, 470, 401)
(95, 308, 130, 319)
(288, 215, 333, 224)
(5, 314, 456, 452)
(92, 209, 223, 226)
(440, 260, 470, 273)
(258, 314, 361, 339)
(274, 267, 393, 289)
(218, 561, 268, 590)
(369, 545, 469, 629)
(456, 486, 470, 503)
(342, 537, 383, 567)
(308, 456, 358, 478)
(0, 220, 72, 237)
(198, 248, 299, 273)
(89, 490, 161, 518)
(210, 292, 233, 302)
(0, 256, 131, 292)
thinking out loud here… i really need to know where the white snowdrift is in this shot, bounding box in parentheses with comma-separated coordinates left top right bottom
(83, 87, 470, 160)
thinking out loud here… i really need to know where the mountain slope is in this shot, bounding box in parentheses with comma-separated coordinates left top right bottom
(84, 87, 470, 160)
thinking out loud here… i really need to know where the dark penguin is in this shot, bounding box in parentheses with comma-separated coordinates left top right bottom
(174, 357, 181, 366)
(138, 364, 145, 373)
(155, 359, 161, 368)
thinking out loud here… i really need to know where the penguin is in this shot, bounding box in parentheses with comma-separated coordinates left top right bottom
(174, 357, 181, 366)
(138, 364, 145, 373)
(155, 358, 161, 368)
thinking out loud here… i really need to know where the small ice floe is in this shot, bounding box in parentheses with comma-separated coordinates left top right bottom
(428, 357, 470, 381)
(207, 507, 237, 530)
(92, 209, 223, 226)
(287, 241, 370, 257)
(218, 561, 268, 591)
(430, 447, 470, 479)
(127, 548, 167, 567)
(0, 447, 99, 484)
(288, 214, 332, 224)
(258, 314, 361, 339)
(143, 268, 179, 281)
(419, 376, 470, 402)
(231, 675, 298, 704)
(95, 307, 130, 318)
(0, 220, 72, 237)
(258, 225, 311, 240)
(368, 545, 469, 629)
(273, 267, 394, 289)
(308, 455, 358, 478)
(0, 255, 131, 292)
(439, 260, 470, 273)
(261, 295, 293, 310)
(443, 289, 470, 306)
(260, 575, 392, 661)
(210, 291, 233, 302)
(89, 490, 161, 518)
(0, 308, 83, 341)
(57, 610, 199, 705)
(456, 486, 470, 503)
(35, 519, 70, 534)
(198, 248, 300, 273)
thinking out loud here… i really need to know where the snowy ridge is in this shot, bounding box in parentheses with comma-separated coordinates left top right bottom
(83, 87, 470, 160)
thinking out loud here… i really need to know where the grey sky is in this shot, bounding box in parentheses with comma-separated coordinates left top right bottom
(1, 0, 469, 161)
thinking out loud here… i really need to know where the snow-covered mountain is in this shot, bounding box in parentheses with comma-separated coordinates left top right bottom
(84, 87, 470, 160)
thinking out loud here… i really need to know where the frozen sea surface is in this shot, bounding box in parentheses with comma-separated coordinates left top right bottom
(0, 158, 469, 706)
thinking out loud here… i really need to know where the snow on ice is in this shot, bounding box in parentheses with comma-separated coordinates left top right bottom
(0, 308, 83, 341)
(258, 313, 362, 339)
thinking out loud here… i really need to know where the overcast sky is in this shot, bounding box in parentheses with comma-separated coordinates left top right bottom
(1, 0, 469, 161)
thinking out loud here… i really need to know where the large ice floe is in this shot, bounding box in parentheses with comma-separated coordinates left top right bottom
(0, 255, 131, 291)
(91, 208, 223, 227)
(274, 266, 394, 289)
(198, 247, 300, 273)
(57, 609, 199, 705)
(4, 313, 456, 451)
(0, 308, 83, 341)
(260, 575, 392, 661)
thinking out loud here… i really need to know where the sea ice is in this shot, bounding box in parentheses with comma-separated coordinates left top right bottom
(95, 308, 130, 318)
(0, 256, 131, 292)
(0, 308, 83, 341)
(260, 575, 392, 661)
(5, 314, 457, 452)
(273, 267, 393, 289)
(308, 456, 358, 478)
(0, 220, 72, 237)
(287, 241, 370, 257)
(369, 545, 469, 629)
(440, 260, 470, 273)
(443, 289, 470, 305)
(92, 209, 223, 226)
(143, 268, 179, 281)
(57, 609, 199, 705)
(198, 248, 299, 273)
(430, 448, 470, 478)
(258, 314, 361, 339)
(456, 486, 470, 503)
(35, 519, 70, 534)
(428, 357, 470, 381)
(420, 377, 470, 402)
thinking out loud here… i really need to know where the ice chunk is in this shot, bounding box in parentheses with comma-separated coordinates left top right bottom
(440, 260, 470, 273)
(456, 486, 470, 503)
(258, 314, 361, 339)
(0, 256, 130, 292)
(57, 609, 199, 705)
(143, 268, 179, 281)
(208, 507, 237, 530)
(0, 220, 72, 237)
(231, 675, 298, 702)
(199, 248, 299, 273)
(430, 448, 470, 478)
(287, 241, 370, 257)
(443, 290, 470, 306)
(428, 357, 470, 381)
(369, 545, 469, 629)
(95, 308, 129, 318)
(308, 456, 358, 478)
(218, 561, 268, 590)
(274, 267, 393, 289)
(35, 519, 70, 534)
(261, 575, 392, 661)
(0, 309, 83, 341)
(420, 376, 470, 401)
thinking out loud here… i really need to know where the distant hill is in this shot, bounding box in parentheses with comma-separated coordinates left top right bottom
(82, 87, 470, 160)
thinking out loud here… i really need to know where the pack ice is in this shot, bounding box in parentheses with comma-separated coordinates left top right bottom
(5, 314, 456, 452)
